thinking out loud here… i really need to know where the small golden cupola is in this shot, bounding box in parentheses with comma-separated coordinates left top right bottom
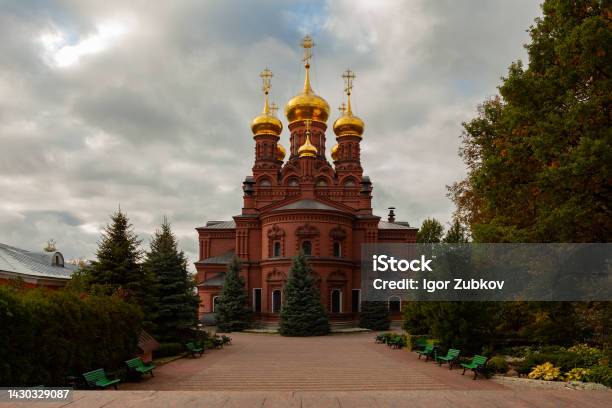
(331, 143, 339, 161)
(285, 35, 330, 124)
(298, 119, 318, 158)
(276, 142, 286, 161)
(251, 68, 283, 137)
(333, 69, 364, 138)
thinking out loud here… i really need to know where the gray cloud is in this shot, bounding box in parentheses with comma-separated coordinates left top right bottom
(0, 0, 541, 266)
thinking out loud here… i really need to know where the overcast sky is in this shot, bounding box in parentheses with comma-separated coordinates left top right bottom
(0, 0, 542, 266)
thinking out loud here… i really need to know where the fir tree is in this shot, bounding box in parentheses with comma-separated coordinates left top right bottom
(359, 301, 390, 331)
(280, 253, 330, 336)
(85, 208, 156, 329)
(215, 257, 251, 332)
(443, 219, 469, 243)
(144, 218, 199, 341)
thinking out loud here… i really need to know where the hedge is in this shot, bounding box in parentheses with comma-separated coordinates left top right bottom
(0, 286, 142, 386)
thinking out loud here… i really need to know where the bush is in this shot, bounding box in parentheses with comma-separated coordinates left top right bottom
(528, 362, 562, 381)
(153, 343, 184, 359)
(0, 286, 142, 387)
(487, 356, 509, 374)
(565, 367, 589, 382)
(567, 344, 604, 367)
(585, 365, 612, 388)
(405, 334, 429, 351)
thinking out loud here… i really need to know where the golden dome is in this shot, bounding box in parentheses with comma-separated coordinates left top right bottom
(298, 130, 317, 158)
(285, 63, 330, 124)
(331, 143, 339, 161)
(276, 143, 286, 161)
(333, 95, 364, 138)
(251, 95, 282, 137)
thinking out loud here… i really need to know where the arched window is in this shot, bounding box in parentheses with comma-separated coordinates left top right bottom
(316, 179, 328, 187)
(288, 178, 299, 187)
(301, 240, 312, 256)
(259, 179, 272, 187)
(331, 289, 342, 313)
(273, 241, 281, 257)
(333, 242, 342, 258)
(388, 296, 401, 313)
(343, 179, 356, 187)
(272, 290, 282, 313)
(212, 296, 221, 312)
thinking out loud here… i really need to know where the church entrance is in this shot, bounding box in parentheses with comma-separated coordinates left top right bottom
(331, 289, 341, 313)
(272, 289, 282, 313)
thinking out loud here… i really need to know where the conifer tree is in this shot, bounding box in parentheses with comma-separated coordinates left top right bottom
(85, 209, 156, 329)
(215, 257, 251, 332)
(144, 218, 199, 341)
(359, 301, 390, 331)
(443, 219, 469, 243)
(416, 218, 444, 243)
(280, 253, 330, 336)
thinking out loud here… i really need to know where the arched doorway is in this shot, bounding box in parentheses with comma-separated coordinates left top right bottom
(272, 289, 282, 313)
(331, 289, 342, 314)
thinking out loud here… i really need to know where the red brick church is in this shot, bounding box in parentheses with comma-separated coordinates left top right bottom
(195, 36, 416, 325)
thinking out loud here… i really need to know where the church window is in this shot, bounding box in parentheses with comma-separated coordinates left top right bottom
(288, 178, 299, 187)
(301, 240, 312, 255)
(273, 241, 281, 257)
(316, 179, 328, 187)
(212, 296, 220, 312)
(333, 241, 342, 257)
(259, 178, 271, 187)
(344, 179, 356, 187)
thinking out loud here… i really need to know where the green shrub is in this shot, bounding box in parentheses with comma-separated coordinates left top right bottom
(567, 344, 604, 367)
(405, 334, 429, 351)
(518, 349, 601, 374)
(0, 286, 142, 387)
(565, 367, 589, 382)
(585, 365, 612, 388)
(487, 356, 509, 374)
(153, 343, 184, 359)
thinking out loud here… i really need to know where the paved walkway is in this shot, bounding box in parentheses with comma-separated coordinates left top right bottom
(2, 332, 610, 407)
(123, 332, 506, 391)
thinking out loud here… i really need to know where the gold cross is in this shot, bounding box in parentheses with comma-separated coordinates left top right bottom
(270, 102, 278, 115)
(304, 118, 312, 134)
(300, 35, 315, 65)
(338, 102, 346, 114)
(342, 68, 356, 95)
(260, 67, 273, 94)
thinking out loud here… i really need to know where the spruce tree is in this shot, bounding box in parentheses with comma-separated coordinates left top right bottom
(416, 218, 444, 243)
(280, 253, 330, 336)
(359, 301, 390, 331)
(85, 209, 156, 329)
(215, 257, 251, 332)
(144, 218, 199, 341)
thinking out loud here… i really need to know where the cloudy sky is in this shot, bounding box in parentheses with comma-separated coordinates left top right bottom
(0, 0, 542, 266)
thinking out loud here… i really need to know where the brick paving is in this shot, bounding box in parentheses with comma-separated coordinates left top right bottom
(122, 332, 507, 391)
(2, 332, 610, 407)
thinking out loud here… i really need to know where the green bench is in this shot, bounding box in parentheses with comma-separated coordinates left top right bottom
(125, 357, 155, 380)
(416, 344, 437, 361)
(435, 348, 461, 369)
(387, 336, 405, 349)
(82, 368, 120, 390)
(186, 342, 204, 358)
(461, 355, 488, 379)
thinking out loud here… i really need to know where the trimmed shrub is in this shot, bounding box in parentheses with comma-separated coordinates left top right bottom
(153, 343, 184, 359)
(359, 301, 390, 331)
(0, 286, 142, 387)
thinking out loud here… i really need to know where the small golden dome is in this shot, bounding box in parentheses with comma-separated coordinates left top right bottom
(298, 131, 317, 158)
(333, 96, 364, 138)
(331, 143, 339, 161)
(285, 64, 330, 124)
(276, 143, 286, 161)
(251, 96, 282, 136)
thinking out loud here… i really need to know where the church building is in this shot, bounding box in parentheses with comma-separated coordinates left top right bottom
(195, 36, 417, 325)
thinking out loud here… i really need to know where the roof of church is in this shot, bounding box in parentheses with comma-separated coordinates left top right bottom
(199, 273, 225, 287)
(378, 221, 416, 230)
(273, 199, 340, 212)
(196, 250, 235, 265)
(0, 243, 77, 280)
(201, 220, 237, 229)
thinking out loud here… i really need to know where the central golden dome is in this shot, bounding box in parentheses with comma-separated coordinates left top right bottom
(285, 64, 330, 124)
